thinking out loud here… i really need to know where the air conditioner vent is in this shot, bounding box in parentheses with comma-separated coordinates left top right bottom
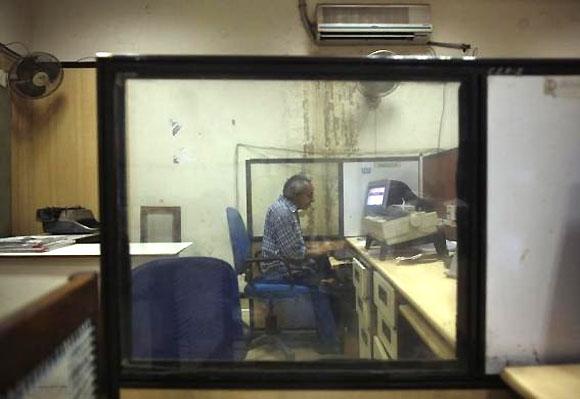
(315, 4, 432, 45)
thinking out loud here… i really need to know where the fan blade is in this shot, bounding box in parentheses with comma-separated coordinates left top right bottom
(14, 80, 46, 98)
(37, 60, 62, 81)
(13, 58, 40, 81)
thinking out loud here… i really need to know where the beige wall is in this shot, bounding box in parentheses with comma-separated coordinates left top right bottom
(0, 0, 32, 52)
(25, 0, 580, 60)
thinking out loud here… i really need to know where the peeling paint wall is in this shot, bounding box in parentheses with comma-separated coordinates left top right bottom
(301, 81, 361, 236)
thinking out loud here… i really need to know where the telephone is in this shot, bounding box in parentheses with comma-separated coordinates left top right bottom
(36, 206, 100, 234)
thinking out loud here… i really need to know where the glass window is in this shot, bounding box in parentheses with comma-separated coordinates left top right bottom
(99, 57, 485, 387)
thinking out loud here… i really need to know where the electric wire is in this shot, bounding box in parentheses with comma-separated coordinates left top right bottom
(436, 83, 447, 151)
(2, 41, 29, 55)
(74, 56, 96, 62)
(298, 0, 316, 42)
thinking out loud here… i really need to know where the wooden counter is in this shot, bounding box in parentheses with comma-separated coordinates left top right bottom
(346, 237, 457, 355)
(501, 363, 580, 399)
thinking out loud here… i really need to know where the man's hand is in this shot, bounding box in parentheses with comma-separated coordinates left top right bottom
(307, 241, 337, 256)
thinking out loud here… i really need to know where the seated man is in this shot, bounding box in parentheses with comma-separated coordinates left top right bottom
(261, 174, 340, 354)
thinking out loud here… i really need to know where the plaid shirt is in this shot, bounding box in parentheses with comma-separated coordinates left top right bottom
(261, 196, 306, 280)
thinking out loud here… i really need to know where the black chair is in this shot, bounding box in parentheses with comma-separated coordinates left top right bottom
(131, 257, 245, 361)
(226, 207, 311, 360)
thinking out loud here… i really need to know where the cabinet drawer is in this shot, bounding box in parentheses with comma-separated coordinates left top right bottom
(372, 335, 390, 360)
(358, 325, 372, 359)
(373, 271, 396, 327)
(356, 293, 372, 329)
(352, 257, 372, 299)
(376, 310, 398, 360)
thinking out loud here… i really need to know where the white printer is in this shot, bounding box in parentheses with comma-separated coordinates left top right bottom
(361, 180, 447, 260)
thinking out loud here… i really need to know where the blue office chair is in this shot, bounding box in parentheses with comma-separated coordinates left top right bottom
(226, 207, 311, 360)
(131, 256, 245, 361)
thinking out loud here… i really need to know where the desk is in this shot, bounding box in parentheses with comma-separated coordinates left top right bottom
(0, 242, 193, 276)
(501, 364, 580, 399)
(346, 237, 456, 359)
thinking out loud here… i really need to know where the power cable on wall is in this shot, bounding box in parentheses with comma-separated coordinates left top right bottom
(298, 0, 316, 42)
(0, 42, 26, 60)
(436, 83, 447, 151)
(427, 40, 472, 54)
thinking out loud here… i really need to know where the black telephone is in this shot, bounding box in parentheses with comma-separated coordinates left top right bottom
(36, 206, 100, 234)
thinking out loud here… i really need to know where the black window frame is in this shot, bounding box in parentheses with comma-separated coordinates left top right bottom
(97, 56, 580, 398)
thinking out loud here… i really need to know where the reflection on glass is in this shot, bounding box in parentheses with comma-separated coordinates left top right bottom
(125, 79, 460, 364)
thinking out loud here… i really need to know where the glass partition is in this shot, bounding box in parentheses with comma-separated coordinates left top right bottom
(125, 76, 461, 361)
(99, 57, 486, 388)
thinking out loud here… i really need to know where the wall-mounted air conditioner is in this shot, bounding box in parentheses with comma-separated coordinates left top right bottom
(315, 4, 432, 44)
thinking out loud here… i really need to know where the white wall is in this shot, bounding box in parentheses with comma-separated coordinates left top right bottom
(487, 75, 580, 373)
(0, 0, 32, 53)
(19, 0, 580, 61)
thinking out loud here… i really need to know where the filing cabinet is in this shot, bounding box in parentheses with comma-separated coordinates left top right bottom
(373, 271, 396, 327)
(376, 309, 398, 359)
(353, 257, 375, 359)
(355, 292, 372, 328)
(358, 320, 372, 359)
(352, 257, 372, 299)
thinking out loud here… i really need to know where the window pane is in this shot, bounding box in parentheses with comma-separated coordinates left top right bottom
(124, 77, 461, 365)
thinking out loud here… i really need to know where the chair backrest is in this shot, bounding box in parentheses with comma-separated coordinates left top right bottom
(226, 207, 252, 275)
(131, 257, 243, 361)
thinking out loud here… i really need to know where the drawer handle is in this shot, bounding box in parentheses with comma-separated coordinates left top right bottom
(378, 286, 388, 304)
(382, 320, 391, 342)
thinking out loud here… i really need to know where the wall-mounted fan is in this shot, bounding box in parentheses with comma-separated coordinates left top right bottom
(8, 52, 63, 99)
(357, 50, 400, 108)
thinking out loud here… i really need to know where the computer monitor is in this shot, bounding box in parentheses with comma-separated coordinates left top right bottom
(364, 180, 390, 216)
(366, 186, 386, 206)
(364, 179, 418, 216)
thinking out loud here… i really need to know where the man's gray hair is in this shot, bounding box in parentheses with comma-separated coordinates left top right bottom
(283, 174, 312, 200)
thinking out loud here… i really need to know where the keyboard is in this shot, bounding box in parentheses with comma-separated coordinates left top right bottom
(332, 248, 355, 261)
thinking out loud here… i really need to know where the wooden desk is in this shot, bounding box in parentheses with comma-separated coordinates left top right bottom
(501, 364, 580, 399)
(0, 242, 193, 276)
(346, 237, 456, 358)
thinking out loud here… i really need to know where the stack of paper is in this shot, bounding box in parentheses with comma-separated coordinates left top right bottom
(0, 236, 75, 253)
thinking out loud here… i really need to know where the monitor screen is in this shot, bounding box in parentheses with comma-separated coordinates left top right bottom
(366, 186, 385, 206)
